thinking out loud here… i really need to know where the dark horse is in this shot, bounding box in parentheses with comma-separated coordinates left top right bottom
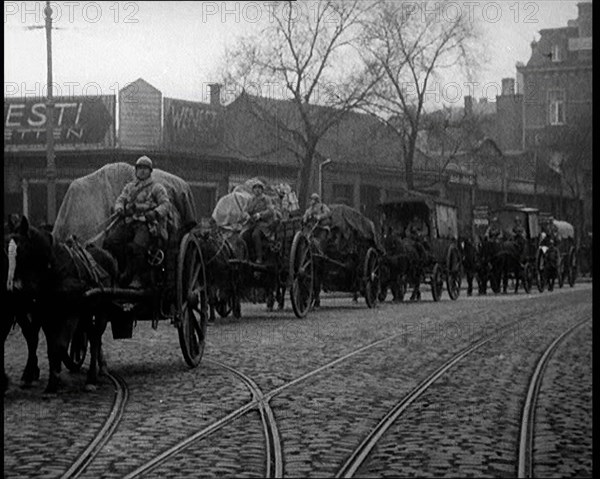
(461, 236, 502, 295)
(380, 229, 423, 302)
(195, 225, 245, 321)
(7, 216, 118, 393)
(3, 230, 42, 392)
(495, 238, 529, 294)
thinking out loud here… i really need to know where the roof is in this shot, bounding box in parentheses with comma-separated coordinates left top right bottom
(223, 91, 404, 171)
(492, 204, 539, 214)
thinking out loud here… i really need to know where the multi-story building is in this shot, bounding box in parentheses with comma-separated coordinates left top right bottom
(517, 1, 593, 234)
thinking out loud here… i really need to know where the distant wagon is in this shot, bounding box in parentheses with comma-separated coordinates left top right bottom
(376, 192, 462, 302)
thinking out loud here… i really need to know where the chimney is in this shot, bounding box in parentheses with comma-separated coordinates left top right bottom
(464, 95, 473, 116)
(208, 83, 221, 107)
(501, 78, 515, 96)
(577, 2, 592, 37)
(515, 63, 524, 94)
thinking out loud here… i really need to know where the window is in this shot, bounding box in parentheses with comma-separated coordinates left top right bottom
(548, 89, 565, 125)
(551, 44, 562, 62)
(332, 183, 353, 206)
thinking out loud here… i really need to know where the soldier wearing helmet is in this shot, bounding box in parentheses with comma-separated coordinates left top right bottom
(303, 193, 331, 224)
(242, 179, 276, 264)
(104, 156, 171, 287)
(484, 216, 501, 241)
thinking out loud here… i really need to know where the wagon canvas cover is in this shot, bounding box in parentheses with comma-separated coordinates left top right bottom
(329, 204, 382, 250)
(53, 162, 197, 244)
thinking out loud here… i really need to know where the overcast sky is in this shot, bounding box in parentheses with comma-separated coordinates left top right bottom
(4, 1, 583, 106)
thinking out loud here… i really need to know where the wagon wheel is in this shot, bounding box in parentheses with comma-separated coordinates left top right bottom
(568, 247, 577, 287)
(522, 263, 533, 294)
(364, 247, 380, 308)
(431, 263, 444, 301)
(445, 245, 462, 301)
(557, 255, 565, 289)
(536, 250, 546, 293)
(290, 231, 313, 318)
(177, 232, 207, 368)
(66, 322, 88, 372)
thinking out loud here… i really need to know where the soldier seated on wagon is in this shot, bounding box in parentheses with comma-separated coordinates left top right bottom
(242, 180, 276, 264)
(407, 215, 432, 264)
(104, 156, 171, 288)
(484, 216, 502, 241)
(303, 193, 332, 251)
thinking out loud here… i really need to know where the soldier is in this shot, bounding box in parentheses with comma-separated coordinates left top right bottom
(407, 215, 430, 264)
(303, 193, 331, 224)
(512, 216, 526, 240)
(104, 156, 171, 288)
(242, 180, 276, 264)
(484, 216, 502, 241)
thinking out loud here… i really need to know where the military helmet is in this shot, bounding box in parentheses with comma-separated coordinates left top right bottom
(310, 193, 320, 201)
(252, 179, 265, 189)
(135, 156, 153, 170)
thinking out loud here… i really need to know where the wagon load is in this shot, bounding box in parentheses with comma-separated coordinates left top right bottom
(52, 162, 197, 245)
(328, 204, 383, 254)
(211, 177, 299, 229)
(553, 220, 574, 241)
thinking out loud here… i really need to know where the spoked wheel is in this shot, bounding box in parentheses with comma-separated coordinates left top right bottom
(568, 247, 577, 287)
(290, 231, 314, 318)
(536, 250, 546, 293)
(557, 255, 565, 288)
(364, 247, 381, 308)
(446, 245, 462, 300)
(431, 263, 444, 301)
(522, 263, 533, 294)
(66, 322, 88, 372)
(177, 232, 207, 368)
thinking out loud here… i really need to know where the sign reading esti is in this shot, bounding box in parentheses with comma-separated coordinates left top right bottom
(4, 95, 115, 150)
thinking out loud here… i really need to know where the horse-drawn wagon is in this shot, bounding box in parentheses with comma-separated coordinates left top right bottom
(289, 204, 382, 318)
(538, 216, 577, 289)
(52, 163, 207, 369)
(489, 204, 539, 294)
(206, 179, 303, 318)
(376, 192, 462, 302)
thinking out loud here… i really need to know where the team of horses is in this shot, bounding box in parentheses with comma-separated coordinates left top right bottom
(1, 214, 571, 395)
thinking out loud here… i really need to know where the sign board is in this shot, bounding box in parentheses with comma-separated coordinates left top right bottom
(449, 172, 475, 186)
(4, 95, 115, 150)
(163, 98, 223, 150)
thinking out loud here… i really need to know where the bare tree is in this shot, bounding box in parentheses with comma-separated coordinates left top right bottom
(219, 0, 380, 207)
(544, 111, 593, 240)
(359, 0, 481, 190)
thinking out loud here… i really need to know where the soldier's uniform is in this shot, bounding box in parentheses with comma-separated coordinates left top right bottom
(104, 156, 170, 287)
(244, 181, 276, 263)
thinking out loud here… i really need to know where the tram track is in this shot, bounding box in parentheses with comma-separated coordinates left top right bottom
(122, 297, 548, 478)
(61, 372, 129, 479)
(517, 317, 591, 479)
(334, 307, 584, 478)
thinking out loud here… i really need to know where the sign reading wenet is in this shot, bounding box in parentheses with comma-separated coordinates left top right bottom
(163, 98, 223, 150)
(4, 95, 115, 150)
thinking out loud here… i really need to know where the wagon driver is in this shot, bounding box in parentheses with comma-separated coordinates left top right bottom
(104, 156, 171, 288)
(303, 192, 332, 251)
(243, 180, 276, 264)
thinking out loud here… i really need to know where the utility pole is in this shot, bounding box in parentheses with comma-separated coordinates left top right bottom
(45, 0, 57, 224)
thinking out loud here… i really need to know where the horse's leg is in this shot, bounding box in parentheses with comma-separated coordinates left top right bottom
(20, 313, 40, 385)
(466, 270, 473, 296)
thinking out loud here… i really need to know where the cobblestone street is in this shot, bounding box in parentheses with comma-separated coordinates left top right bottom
(4, 284, 592, 478)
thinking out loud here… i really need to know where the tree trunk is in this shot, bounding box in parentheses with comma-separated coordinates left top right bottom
(297, 148, 316, 210)
(405, 137, 415, 191)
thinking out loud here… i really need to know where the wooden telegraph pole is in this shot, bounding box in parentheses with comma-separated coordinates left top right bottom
(45, 0, 57, 224)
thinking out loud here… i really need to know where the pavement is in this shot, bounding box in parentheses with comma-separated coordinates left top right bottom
(3, 282, 592, 478)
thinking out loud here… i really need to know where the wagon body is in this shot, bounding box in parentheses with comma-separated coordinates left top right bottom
(289, 204, 382, 317)
(52, 162, 205, 367)
(376, 191, 462, 302)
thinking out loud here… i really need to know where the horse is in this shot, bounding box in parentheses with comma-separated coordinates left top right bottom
(458, 236, 478, 296)
(7, 216, 118, 393)
(495, 238, 527, 294)
(3, 215, 43, 392)
(379, 230, 422, 302)
(195, 225, 245, 321)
